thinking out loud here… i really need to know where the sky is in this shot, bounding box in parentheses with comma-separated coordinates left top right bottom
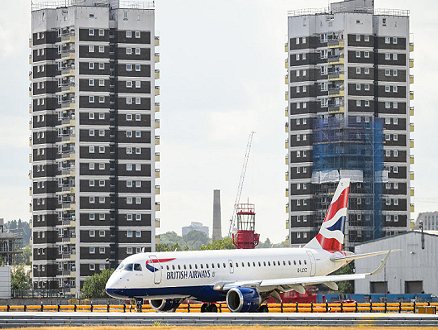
(0, 0, 437, 244)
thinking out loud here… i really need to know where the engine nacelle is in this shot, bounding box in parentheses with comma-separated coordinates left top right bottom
(149, 299, 181, 312)
(226, 287, 261, 312)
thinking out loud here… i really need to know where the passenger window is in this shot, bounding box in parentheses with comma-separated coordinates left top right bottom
(195, 264, 198, 269)
(278, 261, 281, 265)
(273, 261, 276, 266)
(178, 265, 181, 270)
(263, 261, 266, 266)
(258, 262, 261, 267)
(224, 263, 226, 268)
(242, 262, 244, 267)
(200, 264, 203, 269)
(304, 260, 307, 265)
(217, 263, 220, 268)
(268, 262, 271, 266)
(283, 261, 286, 266)
(134, 264, 142, 271)
(288, 260, 291, 266)
(294, 260, 296, 265)
(183, 265, 187, 270)
(166, 265, 169, 270)
(248, 262, 250, 267)
(235, 263, 238, 267)
(172, 265, 175, 270)
(206, 264, 209, 268)
(253, 262, 256, 267)
(299, 260, 302, 265)
(123, 264, 133, 271)
(189, 264, 192, 270)
(211, 263, 214, 268)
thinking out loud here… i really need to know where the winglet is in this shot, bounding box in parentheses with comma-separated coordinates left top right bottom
(367, 250, 393, 277)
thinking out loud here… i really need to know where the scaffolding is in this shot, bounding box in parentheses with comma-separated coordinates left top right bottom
(311, 117, 385, 248)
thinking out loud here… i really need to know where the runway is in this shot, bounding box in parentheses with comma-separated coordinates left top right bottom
(0, 312, 437, 327)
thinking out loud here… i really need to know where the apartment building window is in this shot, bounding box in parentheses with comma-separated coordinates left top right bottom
(356, 51, 360, 58)
(127, 230, 133, 237)
(89, 213, 95, 221)
(393, 69, 398, 76)
(126, 97, 132, 104)
(89, 197, 95, 203)
(393, 86, 398, 93)
(89, 29, 94, 36)
(127, 214, 133, 221)
(135, 48, 141, 55)
(356, 67, 361, 74)
(127, 247, 133, 254)
(296, 54, 300, 61)
(135, 31, 140, 38)
(393, 53, 398, 60)
(89, 230, 95, 237)
(126, 31, 132, 38)
(135, 131, 141, 138)
(364, 68, 369, 74)
(126, 81, 132, 88)
(99, 62, 104, 70)
(356, 35, 361, 41)
(302, 70, 307, 76)
(394, 215, 399, 222)
(394, 182, 399, 189)
(89, 163, 95, 170)
(99, 230, 105, 237)
(89, 146, 95, 153)
(135, 65, 141, 71)
(99, 146, 105, 153)
(89, 264, 95, 271)
(126, 48, 132, 55)
(127, 181, 132, 188)
(99, 79, 104, 87)
(385, 53, 390, 60)
(126, 147, 132, 154)
(394, 199, 399, 206)
(385, 37, 390, 44)
(126, 131, 133, 138)
(302, 86, 307, 93)
(364, 51, 369, 58)
(89, 179, 95, 187)
(89, 62, 94, 69)
(393, 117, 398, 124)
(89, 45, 94, 52)
(296, 70, 300, 77)
(296, 37, 300, 44)
(99, 213, 105, 220)
(136, 214, 141, 221)
(135, 147, 141, 154)
(385, 69, 390, 76)
(99, 247, 105, 254)
(386, 183, 391, 189)
(393, 166, 399, 173)
(356, 100, 361, 107)
(365, 100, 370, 107)
(126, 64, 132, 71)
(135, 114, 141, 121)
(127, 197, 133, 204)
(89, 129, 95, 136)
(385, 102, 391, 109)
(126, 164, 132, 171)
(385, 86, 390, 93)
(386, 150, 391, 157)
(89, 247, 95, 254)
(99, 180, 105, 187)
(99, 163, 105, 170)
(126, 114, 132, 121)
(364, 84, 370, 91)
(99, 29, 104, 36)
(386, 198, 391, 206)
(89, 112, 94, 119)
(136, 197, 141, 204)
(136, 97, 141, 104)
(386, 215, 391, 222)
(99, 46, 104, 53)
(297, 200, 301, 206)
(364, 35, 370, 42)
(394, 150, 399, 157)
(356, 84, 361, 90)
(296, 151, 301, 158)
(135, 181, 141, 187)
(99, 113, 104, 119)
(89, 96, 95, 103)
(99, 129, 104, 136)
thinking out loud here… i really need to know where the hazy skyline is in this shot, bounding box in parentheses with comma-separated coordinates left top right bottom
(0, 0, 437, 243)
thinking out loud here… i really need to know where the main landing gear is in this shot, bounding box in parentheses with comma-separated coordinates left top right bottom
(257, 304, 269, 313)
(201, 303, 218, 313)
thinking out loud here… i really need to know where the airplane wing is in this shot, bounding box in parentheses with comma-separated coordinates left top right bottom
(216, 250, 392, 295)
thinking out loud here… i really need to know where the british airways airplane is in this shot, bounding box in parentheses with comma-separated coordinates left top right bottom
(106, 179, 393, 313)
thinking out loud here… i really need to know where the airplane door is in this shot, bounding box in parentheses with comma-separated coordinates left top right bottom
(306, 251, 316, 276)
(228, 259, 234, 274)
(149, 256, 162, 284)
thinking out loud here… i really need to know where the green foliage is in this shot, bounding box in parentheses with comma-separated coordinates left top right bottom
(81, 269, 114, 298)
(158, 230, 210, 251)
(333, 261, 355, 294)
(14, 246, 31, 265)
(256, 238, 288, 249)
(11, 264, 31, 291)
(199, 237, 236, 250)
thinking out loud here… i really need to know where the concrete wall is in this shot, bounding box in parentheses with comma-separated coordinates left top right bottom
(0, 267, 11, 299)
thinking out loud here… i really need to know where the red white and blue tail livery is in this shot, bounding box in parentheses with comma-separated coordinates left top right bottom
(106, 179, 395, 313)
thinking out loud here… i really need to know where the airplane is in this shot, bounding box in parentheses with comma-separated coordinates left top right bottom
(105, 178, 395, 313)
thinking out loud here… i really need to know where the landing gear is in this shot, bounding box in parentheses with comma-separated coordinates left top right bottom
(201, 303, 218, 313)
(257, 305, 269, 313)
(136, 298, 144, 312)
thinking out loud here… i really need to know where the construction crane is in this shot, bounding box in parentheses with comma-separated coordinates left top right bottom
(228, 131, 255, 237)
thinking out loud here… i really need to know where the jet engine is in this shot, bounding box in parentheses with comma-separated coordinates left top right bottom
(226, 287, 261, 312)
(149, 299, 182, 312)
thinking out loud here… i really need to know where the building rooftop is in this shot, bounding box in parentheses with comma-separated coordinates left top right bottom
(31, 0, 154, 11)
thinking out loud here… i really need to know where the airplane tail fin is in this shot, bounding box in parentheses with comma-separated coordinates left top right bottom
(304, 178, 350, 252)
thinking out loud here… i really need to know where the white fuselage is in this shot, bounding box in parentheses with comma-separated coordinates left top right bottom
(105, 247, 349, 302)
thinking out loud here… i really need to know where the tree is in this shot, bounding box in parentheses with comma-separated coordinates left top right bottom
(14, 246, 31, 265)
(333, 261, 354, 294)
(11, 265, 31, 291)
(81, 269, 114, 298)
(199, 237, 236, 250)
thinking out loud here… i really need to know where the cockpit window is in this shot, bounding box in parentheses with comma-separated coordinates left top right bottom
(116, 263, 124, 270)
(123, 263, 133, 271)
(134, 263, 142, 271)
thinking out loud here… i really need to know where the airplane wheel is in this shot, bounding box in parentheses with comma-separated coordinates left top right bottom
(201, 303, 208, 313)
(258, 305, 269, 313)
(207, 304, 218, 313)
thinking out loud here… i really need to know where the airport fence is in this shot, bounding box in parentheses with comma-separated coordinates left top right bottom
(0, 301, 437, 313)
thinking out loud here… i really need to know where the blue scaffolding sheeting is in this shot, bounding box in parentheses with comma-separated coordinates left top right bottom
(312, 117, 384, 241)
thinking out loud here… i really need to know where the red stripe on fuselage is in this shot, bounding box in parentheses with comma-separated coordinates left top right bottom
(323, 187, 349, 223)
(145, 258, 175, 265)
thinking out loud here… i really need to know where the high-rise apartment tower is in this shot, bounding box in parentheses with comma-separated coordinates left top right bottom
(285, 0, 414, 249)
(30, 0, 160, 297)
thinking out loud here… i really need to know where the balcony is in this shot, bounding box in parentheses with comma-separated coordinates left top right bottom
(285, 122, 289, 133)
(327, 55, 344, 65)
(409, 59, 414, 68)
(62, 135, 75, 143)
(154, 53, 160, 63)
(61, 150, 75, 161)
(155, 218, 160, 228)
(155, 86, 160, 96)
(155, 135, 160, 145)
(61, 49, 75, 60)
(328, 87, 344, 97)
(328, 104, 344, 114)
(285, 42, 288, 52)
(155, 202, 160, 212)
(155, 36, 160, 46)
(62, 237, 76, 244)
(155, 119, 160, 129)
(410, 155, 414, 164)
(285, 154, 289, 165)
(409, 75, 414, 84)
(285, 74, 288, 84)
(61, 67, 75, 77)
(410, 107, 414, 116)
(155, 169, 160, 178)
(62, 253, 76, 261)
(328, 72, 344, 81)
(286, 203, 289, 214)
(155, 102, 160, 112)
(410, 91, 414, 100)
(285, 138, 289, 149)
(410, 123, 414, 132)
(285, 188, 289, 198)
(409, 42, 414, 52)
(410, 187, 415, 197)
(328, 39, 344, 48)
(285, 171, 289, 181)
(285, 107, 288, 117)
(410, 139, 414, 148)
(155, 236, 160, 244)
(155, 152, 160, 162)
(286, 219, 289, 230)
(61, 83, 75, 93)
(285, 58, 288, 68)
(155, 185, 160, 195)
(155, 69, 160, 79)
(410, 171, 414, 181)
(62, 168, 75, 177)
(61, 32, 75, 43)
(61, 117, 75, 127)
(61, 99, 75, 110)
(410, 203, 415, 213)
(285, 91, 288, 101)
(285, 236, 290, 245)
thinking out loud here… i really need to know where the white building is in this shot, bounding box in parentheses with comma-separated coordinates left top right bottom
(415, 212, 438, 231)
(182, 222, 209, 237)
(355, 231, 438, 295)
